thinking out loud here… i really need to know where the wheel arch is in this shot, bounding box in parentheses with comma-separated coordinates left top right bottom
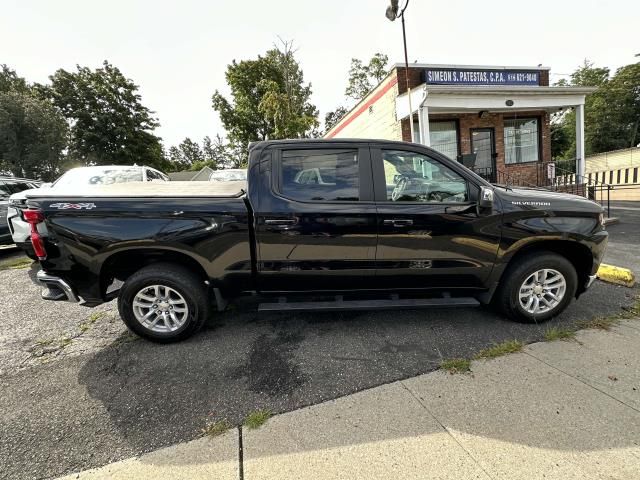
(99, 247, 209, 299)
(499, 240, 593, 297)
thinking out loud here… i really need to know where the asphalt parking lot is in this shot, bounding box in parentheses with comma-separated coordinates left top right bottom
(605, 201, 640, 274)
(0, 221, 638, 479)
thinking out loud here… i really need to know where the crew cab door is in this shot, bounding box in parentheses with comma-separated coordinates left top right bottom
(253, 143, 377, 292)
(371, 146, 501, 290)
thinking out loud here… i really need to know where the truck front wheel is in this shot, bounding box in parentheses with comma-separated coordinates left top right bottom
(118, 263, 209, 342)
(495, 252, 578, 323)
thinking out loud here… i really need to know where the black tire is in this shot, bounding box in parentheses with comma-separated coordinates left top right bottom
(117, 262, 209, 342)
(495, 252, 578, 323)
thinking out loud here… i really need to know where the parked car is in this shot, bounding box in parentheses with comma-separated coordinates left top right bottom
(7, 165, 168, 258)
(24, 139, 607, 342)
(209, 168, 247, 182)
(1, 176, 40, 246)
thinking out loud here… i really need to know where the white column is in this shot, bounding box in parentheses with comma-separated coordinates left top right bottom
(419, 105, 430, 147)
(575, 103, 585, 179)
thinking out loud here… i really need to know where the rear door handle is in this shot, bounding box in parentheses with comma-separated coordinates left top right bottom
(383, 219, 413, 227)
(264, 218, 296, 226)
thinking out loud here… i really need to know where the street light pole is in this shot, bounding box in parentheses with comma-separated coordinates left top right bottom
(401, 10, 414, 142)
(386, 0, 415, 142)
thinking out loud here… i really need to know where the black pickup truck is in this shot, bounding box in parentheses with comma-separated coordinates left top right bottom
(24, 139, 607, 342)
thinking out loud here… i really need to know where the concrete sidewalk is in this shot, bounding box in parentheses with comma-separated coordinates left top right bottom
(59, 319, 640, 480)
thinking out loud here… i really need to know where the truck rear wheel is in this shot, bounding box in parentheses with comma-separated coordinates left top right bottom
(118, 263, 209, 342)
(495, 252, 577, 323)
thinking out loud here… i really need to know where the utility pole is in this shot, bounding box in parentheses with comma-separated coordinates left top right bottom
(386, 0, 414, 142)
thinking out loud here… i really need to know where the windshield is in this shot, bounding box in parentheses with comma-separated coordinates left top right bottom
(53, 167, 144, 188)
(209, 170, 246, 182)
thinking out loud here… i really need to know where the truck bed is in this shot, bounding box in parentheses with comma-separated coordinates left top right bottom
(26, 180, 246, 198)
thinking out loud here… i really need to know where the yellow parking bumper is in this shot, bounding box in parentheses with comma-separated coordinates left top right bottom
(597, 264, 636, 287)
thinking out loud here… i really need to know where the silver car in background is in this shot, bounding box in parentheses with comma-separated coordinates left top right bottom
(1, 177, 40, 247)
(209, 169, 247, 182)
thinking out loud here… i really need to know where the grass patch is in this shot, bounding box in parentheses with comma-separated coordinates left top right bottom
(544, 326, 576, 342)
(35, 338, 54, 347)
(59, 337, 73, 348)
(244, 409, 272, 429)
(79, 311, 106, 333)
(577, 316, 620, 331)
(202, 419, 232, 437)
(440, 358, 471, 374)
(575, 295, 640, 332)
(0, 257, 33, 271)
(475, 340, 523, 360)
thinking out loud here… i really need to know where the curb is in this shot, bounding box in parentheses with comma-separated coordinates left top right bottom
(597, 263, 635, 287)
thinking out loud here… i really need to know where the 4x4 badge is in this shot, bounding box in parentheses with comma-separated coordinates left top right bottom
(49, 202, 97, 210)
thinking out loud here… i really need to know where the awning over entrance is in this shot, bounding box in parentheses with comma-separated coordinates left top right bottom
(396, 84, 596, 177)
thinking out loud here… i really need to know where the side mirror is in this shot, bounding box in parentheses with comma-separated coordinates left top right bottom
(479, 186, 494, 208)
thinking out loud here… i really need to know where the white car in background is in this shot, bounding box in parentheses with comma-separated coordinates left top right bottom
(209, 169, 247, 182)
(7, 165, 169, 258)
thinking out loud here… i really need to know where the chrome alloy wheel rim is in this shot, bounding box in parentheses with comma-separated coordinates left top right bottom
(132, 285, 189, 333)
(519, 269, 567, 315)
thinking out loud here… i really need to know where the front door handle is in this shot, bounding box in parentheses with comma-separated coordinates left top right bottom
(383, 219, 413, 227)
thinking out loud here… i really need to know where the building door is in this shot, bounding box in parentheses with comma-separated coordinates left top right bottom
(471, 128, 497, 183)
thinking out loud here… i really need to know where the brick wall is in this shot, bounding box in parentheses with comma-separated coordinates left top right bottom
(428, 110, 552, 185)
(395, 67, 423, 94)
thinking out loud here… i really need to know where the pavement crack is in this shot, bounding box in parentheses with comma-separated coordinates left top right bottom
(238, 426, 244, 480)
(523, 350, 640, 414)
(399, 381, 496, 480)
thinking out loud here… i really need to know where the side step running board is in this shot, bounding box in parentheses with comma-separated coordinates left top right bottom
(258, 297, 480, 312)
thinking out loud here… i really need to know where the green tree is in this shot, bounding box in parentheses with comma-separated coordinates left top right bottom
(212, 41, 318, 150)
(324, 106, 349, 133)
(166, 134, 243, 172)
(0, 66, 68, 180)
(0, 91, 68, 180)
(0, 65, 30, 95)
(551, 60, 640, 161)
(46, 61, 164, 168)
(345, 53, 389, 101)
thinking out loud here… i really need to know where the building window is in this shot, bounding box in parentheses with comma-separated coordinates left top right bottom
(504, 118, 540, 164)
(429, 121, 459, 160)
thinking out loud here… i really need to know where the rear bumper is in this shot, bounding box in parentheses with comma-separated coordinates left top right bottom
(36, 270, 84, 304)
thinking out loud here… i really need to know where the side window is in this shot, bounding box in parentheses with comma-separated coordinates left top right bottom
(382, 150, 468, 203)
(280, 149, 359, 202)
(145, 169, 157, 181)
(0, 181, 8, 199)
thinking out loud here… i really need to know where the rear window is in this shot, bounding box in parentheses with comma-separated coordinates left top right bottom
(279, 149, 359, 202)
(53, 167, 144, 187)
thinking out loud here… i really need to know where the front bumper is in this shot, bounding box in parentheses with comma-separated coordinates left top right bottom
(36, 270, 84, 304)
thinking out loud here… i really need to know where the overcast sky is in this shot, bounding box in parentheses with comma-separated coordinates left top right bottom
(2, 0, 638, 147)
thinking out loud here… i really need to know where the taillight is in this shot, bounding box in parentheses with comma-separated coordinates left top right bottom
(24, 209, 47, 260)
